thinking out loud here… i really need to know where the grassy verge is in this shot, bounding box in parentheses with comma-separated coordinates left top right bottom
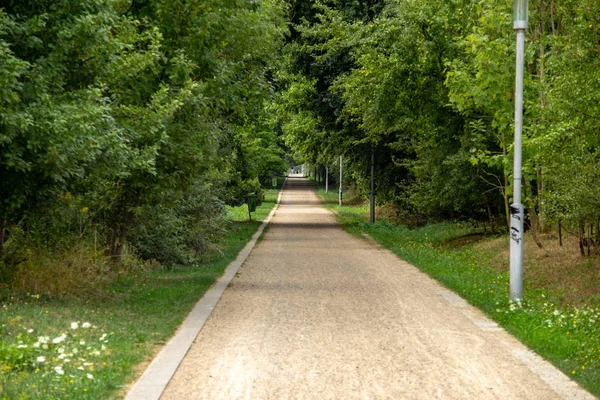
(312, 182, 600, 397)
(0, 189, 280, 400)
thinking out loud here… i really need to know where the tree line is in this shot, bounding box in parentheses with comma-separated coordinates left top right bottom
(0, 0, 289, 282)
(2, 0, 599, 287)
(277, 0, 600, 255)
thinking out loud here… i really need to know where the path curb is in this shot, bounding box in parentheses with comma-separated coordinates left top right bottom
(125, 180, 286, 400)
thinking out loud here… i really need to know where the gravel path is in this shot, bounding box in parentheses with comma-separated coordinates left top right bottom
(161, 176, 593, 400)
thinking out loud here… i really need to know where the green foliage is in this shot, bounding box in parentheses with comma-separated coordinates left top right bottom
(0, 191, 279, 399)
(279, 0, 506, 220)
(0, 0, 289, 275)
(279, 0, 600, 244)
(130, 181, 229, 266)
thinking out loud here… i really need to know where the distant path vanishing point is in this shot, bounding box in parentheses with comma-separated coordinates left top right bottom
(161, 176, 593, 400)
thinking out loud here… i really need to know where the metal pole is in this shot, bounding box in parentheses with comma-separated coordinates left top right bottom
(370, 144, 375, 223)
(326, 167, 329, 193)
(510, 20, 526, 301)
(339, 155, 343, 206)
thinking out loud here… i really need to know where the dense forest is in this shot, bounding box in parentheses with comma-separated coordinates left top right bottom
(1, 0, 600, 291)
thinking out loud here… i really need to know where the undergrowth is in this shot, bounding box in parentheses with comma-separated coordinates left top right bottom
(0, 188, 281, 400)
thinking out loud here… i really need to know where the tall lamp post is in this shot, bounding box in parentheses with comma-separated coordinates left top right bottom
(510, 0, 528, 301)
(339, 155, 343, 206)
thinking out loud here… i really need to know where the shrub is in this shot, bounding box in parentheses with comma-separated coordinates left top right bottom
(129, 182, 229, 266)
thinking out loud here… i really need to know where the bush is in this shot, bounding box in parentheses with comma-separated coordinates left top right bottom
(224, 178, 264, 208)
(129, 183, 229, 266)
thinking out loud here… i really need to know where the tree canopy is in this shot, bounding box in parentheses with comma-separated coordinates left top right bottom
(0, 0, 289, 271)
(278, 0, 600, 252)
(2, 0, 600, 274)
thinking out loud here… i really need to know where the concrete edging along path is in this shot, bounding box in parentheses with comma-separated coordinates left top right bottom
(125, 181, 286, 400)
(159, 176, 594, 400)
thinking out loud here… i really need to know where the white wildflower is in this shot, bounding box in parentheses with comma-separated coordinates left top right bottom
(54, 366, 64, 375)
(87, 374, 94, 380)
(82, 322, 92, 329)
(71, 322, 79, 330)
(37, 356, 46, 363)
(27, 328, 34, 333)
(17, 344, 28, 348)
(52, 334, 67, 344)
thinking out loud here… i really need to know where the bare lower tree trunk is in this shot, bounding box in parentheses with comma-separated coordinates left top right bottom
(589, 223, 593, 256)
(536, 2, 547, 232)
(525, 179, 543, 248)
(597, 219, 600, 253)
(579, 220, 586, 256)
(551, 0, 557, 35)
(558, 219, 563, 246)
(537, 167, 545, 231)
(106, 213, 135, 265)
(107, 224, 129, 264)
(528, 208, 543, 249)
(486, 202, 495, 234)
(503, 175, 510, 231)
(0, 219, 6, 258)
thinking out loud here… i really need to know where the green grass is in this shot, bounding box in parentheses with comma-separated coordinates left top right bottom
(0, 189, 280, 400)
(311, 182, 600, 397)
(274, 176, 287, 189)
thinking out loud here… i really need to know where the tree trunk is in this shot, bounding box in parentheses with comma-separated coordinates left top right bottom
(558, 219, 563, 246)
(0, 219, 6, 258)
(589, 223, 593, 256)
(528, 207, 544, 249)
(537, 167, 545, 232)
(536, 5, 547, 232)
(524, 179, 543, 248)
(503, 174, 510, 231)
(551, 0, 557, 35)
(106, 214, 135, 266)
(107, 224, 128, 264)
(597, 219, 600, 251)
(486, 202, 495, 234)
(579, 220, 586, 256)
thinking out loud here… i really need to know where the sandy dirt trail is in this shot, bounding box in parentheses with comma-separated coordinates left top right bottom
(161, 177, 592, 400)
